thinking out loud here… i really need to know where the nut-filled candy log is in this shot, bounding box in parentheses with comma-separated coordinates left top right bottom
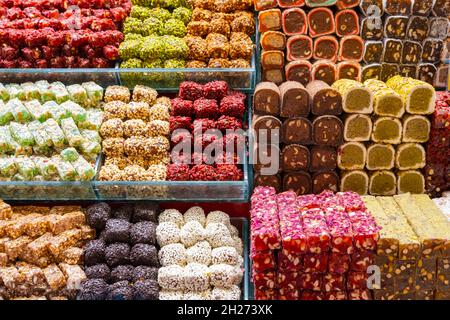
(279, 81, 310, 117)
(307, 8, 335, 38)
(311, 61, 338, 85)
(287, 35, 313, 61)
(313, 36, 339, 62)
(282, 8, 308, 36)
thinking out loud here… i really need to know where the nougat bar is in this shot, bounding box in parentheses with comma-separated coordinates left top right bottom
(361, 64, 382, 82)
(361, 17, 383, 40)
(417, 63, 437, 85)
(279, 81, 310, 117)
(407, 16, 429, 42)
(399, 65, 417, 78)
(339, 35, 364, 61)
(332, 79, 373, 114)
(49, 211, 86, 235)
(340, 170, 369, 195)
(366, 144, 395, 170)
(312, 171, 339, 194)
(337, 142, 366, 170)
(307, 8, 335, 38)
(397, 170, 425, 195)
(335, 9, 359, 37)
(261, 31, 287, 51)
(312, 115, 343, 146)
(363, 41, 383, 63)
(402, 40, 422, 65)
(282, 117, 312, 144)
(412, 0, 434, 15)
(254, 173, 282, 192)
(429, 17, 450, 40)
(285, 60, 312, 86)
(263, 68, 285, 85)
(4, 236, 32, 260)
(286, 35, 313, 61)
(309, 146, 337, 172)
(253, 115, 282, 143)
(311, 61, 337, 86)
(384, 0, 412, 15)
(261, 50, 285, 70)
(337, 61, 361, 81)
(47, 229, 82, 257)
(364, 79, 404, 118)
(258, 9, 282, 33)
(369, 171, 397, 196)
(282, 144, 310, 171)
(0, 201, 12, 220)
(383, 39, 403, 64)
(43, 264, 66, 290)
(384, 16, 408, 39)
(380, 63, 399, 82)
(307, 80, 342, 116)
(371, 117, 402, 144)
(422, 39, 444, 64)
(254, 82, 281, 116)
(313, 36, 338, 62)
(283, 171, 312, 195)
(282, 8, 308, 35)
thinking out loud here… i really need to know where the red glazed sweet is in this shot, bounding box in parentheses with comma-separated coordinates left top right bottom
(219, 95, 246, 118)
(193, 98, 219, 119)
(189, 164, 217, 181)
(170, 116, 192, 132)
(203, 81, 229, 100)
(303, 253, 328, 273)
(166, 164, 190, 181)
(216, 115, 243, 131)
(216, 164, 243, 181)
(179, 81, 204, 101)
(171, 98, 194, 117)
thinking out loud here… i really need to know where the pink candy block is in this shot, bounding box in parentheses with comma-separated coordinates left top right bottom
(282, 8, 308, 35)
(328, 253, 350, 274)
(302, 214, 330, 254)
(325, 208, 354, 254)
(336, 191, 366, 211)
(297, 194, 319, 209)
(304, 253, 328, 273)
(348, 210, 380, 251)
(432, 99, 450, 129)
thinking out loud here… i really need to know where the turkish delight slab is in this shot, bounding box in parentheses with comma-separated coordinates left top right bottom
(347, 271, 368, 290)
(277, 271, 299, 290)
(337, 142, 366, 170)
(417, 63, 437, 85)
(312, 115, 343, 146)
(252, 270, 277, 291)
(323, 273, 346, 292)
(261, 31, 287, 51)
(380, 63, 399, 82)
(339, 36, 364, 62)
(278, 249, 303, 271)
(332, 79, 373, 114)
(361, 64, 382, 82)
(432, 0, 450, 17)
(261, 50, 285, 70)
(252, 250, 277, 272)
(282, 8, 308, 36)
(303, 253, 329, 273)
(259, 9, 282, 33)
(340, 170, 369, 195)
(311, 61, 337, 86)
(399, 65, 417, 78)
(307, 8, 335, 38)
(279, 81, 310, 117)
(360, 0, 384, 16)
(282, 144, 310, 171)
(285, 60, 312, 86)
(364, 79, 404, 118)
(384, 0, 412, 15)
(434, 65, 449, 89)
(412, 0, 434, 15)
(429, 17, 450, 39)
(313, 36, 338, 62)
(325, 208, 353, 254)
(307, 81, 342, 116)
(351, 250, 374, 272)
(383, 39, 403, 64)
(255, 288, 278, 300)
(299, 273, 323, 291)
(287, 35, 313, 61)
(328, 252, 350, 274)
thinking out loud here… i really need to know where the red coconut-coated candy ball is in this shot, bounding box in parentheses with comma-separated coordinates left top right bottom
(171, 130, 192, 145)
(192, 118, 216, 133)
(203, 81, 229, 100)
(216, 152, 242, 165)
(228, 90, 246, 101)
(193, 98, 219, 119)
(171, 151, 192, 165)
(219, 96, 245, 118)
(179, 81, 204, 101)
(171, 98, 194, 117)
(216, 115, 243, 131)
(189, 164, 217, 181)
(223, 132, 246, 150)
(167, 164, 190, 181)
(194, 133, 222, 149)
(170, 116, 192, 132)
(216, 164, 243, 181)
(192, 152, 211, 165)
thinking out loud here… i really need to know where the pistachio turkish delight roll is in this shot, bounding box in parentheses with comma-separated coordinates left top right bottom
(363, 41, 383, 64)
(364, 79, 404, 118)
(261, 31, 286, 51)
(371, 117, 402, 144)
(406, 16, 429, 42)
(361, 17, 383, 41)
(369, 170, 397, 196)
(397, 170, 425, 194)
(282, 8, 308, 35)
(337, 61, 361, 81)
(279, 81, 310, 117)
(313, 36, 338, 61)
(402, 41, 422, 65)
(340, 170, 369, 195)
(311, 60, 337, 86)
(361, 64, 382, 82)
(286, 35, 312, 61)
(382, 39, 402, 64)
(386, 75, 436, 115)
(384, 16, 408, 39)
(338, 35, 364, 61)
(395, 143, 426, 170)
(332, 79, 373, 114)
(337, 142, 366, 170)
(307, 7, 335, 38)
(307, 80, 342, 116)
(402, 115, 430, 143)
(399, 65, 417, 78)
(380, 63, 399, 82)
(366, 143, 395, 170)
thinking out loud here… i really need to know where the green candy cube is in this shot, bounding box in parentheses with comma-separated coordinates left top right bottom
(9, 122, 35, 146)
(7, 98, 32, 123)
(0, 84, 9, 101)
(60, 117, 84, 148)
(21, 82, 41, 101)
(43, 118, 66, 148)
(78, 109, 103, 130)
(0, 100, 14, 125)
(60, 147, 80, 162)
(71, 156, 96, 181)
(0, 156, 17, 178)
(81, 129, 102, 144)
(49, 82, 70, 104)
(60, 101, 87, 123)
(14, 156, 38, 180)
(28, 121, 53, 148)
(67, 84, 89, 107)
(24, 100, 51, 122)
(51, 155, 78, 181)
(32, 156, 57, 178)
(44, 101, 70, 123)
(82, 82, 104, 108)
(5, 84, 25, 100)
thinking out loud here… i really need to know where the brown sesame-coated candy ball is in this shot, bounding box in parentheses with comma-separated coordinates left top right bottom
(123, 119, 147, 138)
(130, 244, 159, 267)
(84, 239, 107, 266)
(112, 205, 134, 221)
(102, 138, 125, 158)
(130, 221, 157, 245)
(86, 202, 111, 230)
(103, 219, 131, 243)
(110, 265, 134, 283)
(105, 243, 130, 267)
(132, 204, 159, 223)
(84, 264, 110, 281)
(79, 279, 108, 300)
(132, 266, 158, 282)
(133, 279, 159, 300)
(100, 118, 124, 139)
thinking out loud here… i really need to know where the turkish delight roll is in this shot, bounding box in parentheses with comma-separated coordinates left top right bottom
(337, 61, 361, 81)
(360, 0, 384, 16)
(332, 79, 373, 114)
(282, 144, 310, 171)
(429, 18, 450, 39)
(282, 117, 312, 144)
(402, 115, 430, 143)
(339, 36, 364, 61)
(279, 81, 310, 117)
(371, 117, 402, 144)
(382, 39, 403, 64)
(397, 170, 425, 194)
(337, 142, 366, 170)
(263, 69, 285, 84)
(253, 115, 282, 144)
(254, 144, 281, 173)
(313, 36, 338, 62)
(310, 146, 337, 172)
(307, 8, 335, 38)
(363, 41, 383, 64)
(432, 0, 450, 16)
(287, 35, 313, 61)
(312, 115, 343, 146)
(422, 38, 444, 64)
(380, 63, 399, 82)
(386, 75, 436, 115)
(399, 65, 417, 78)
(402, 41, 422, 65)
(335, 10, 359, 37)
(277, 0, 306, 7)
(285, 60, 312, 86)
(412, 0, 434, 15)
(407, 16, 429, 42)
(307, 80, 342, 116)
(312, 171, 339, 194)
(282, 8, 308, 35)
(261, 31, 287, 51)
(364, 79, 404, 118)
(283, 171, 312, 195)
(254, 82, 281, 116)
(361, 64, 382, 82)
(361, 17, 383, 41)
(434, 65, 449, 88)
(311, 61, 338, 85)
(384, 16, 408, 39)
(384, 0, 412, 15)
(254, 173, 282, 192)
(368, 171, 397, 195)
(261, 50, 285, 70)
(340, 170, 369, 195)
(366, 143, 395, 170)
(395, 143, 426, 170)
(259, 9, 282, 33)
(254, 0, 278, 10)
(417, 63, 437, 85)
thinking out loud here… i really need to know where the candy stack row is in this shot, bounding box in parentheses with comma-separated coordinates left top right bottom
(334, 76, 435, 195)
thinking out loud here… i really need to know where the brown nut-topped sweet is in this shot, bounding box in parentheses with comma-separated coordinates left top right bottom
(384, 0, 412, 15)
(307, 7, 335, 38)
(254, 82, 281, 116)
(282, 117, 312, 144)
(363, 41, 383, 64)
(252, 115, 282, 143)
(287, 35, 313, 61)
(307, 80, 342, 116)
(399, 65, 417, 78)
(361, 17, 383, 40)
(406, 16, 429, 42)
(283, 171, 312, 195)
(309, 145, 337, 172)
(312, 171, 339, 194)
(258, 9, 282, 33)
(279, 81, 310, 118)
(384, 16, 408, 39)
(282, 8, 308, 36)
(311, 61, 337, 86)
(312, 115, 343, 146)
(382, 39, 403, 64)
(285, 60, 312, 86)
(313, 36, 338, 62)
(254, 173, 282, 192)
(262, 68, 285, 84)
(380, 63, 399, 82)
(361, 64, 382, 82)
(337, 61, 361, 81)
(281, 144, 310, 172)
(402, 40, 422, 65)
(335, 9, 359, 37)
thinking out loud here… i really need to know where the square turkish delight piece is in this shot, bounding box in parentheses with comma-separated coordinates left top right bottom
(325, 209, 353, 254)
(311, 61, 337, 86)
(285, 60, 312, 86)
(252, 270, 277, 290)
(361, 17, 383, 40)
(348, 289, 372, 300)
(323, 291, 347, 300)
(255, 288, 278, 300)
(323, 273, 346, 292)
(348, 211, 380, 251)
(422, 38, 444, 64)
(277, 271, 299, 290)
(351, 250, 374, 272)
(302, 211, 330, 254)
(299, 273, 323, 291)
(313, 36, 338, 61)
(259, 9, 282, 33)
(347, 271, 368, 290)
(337, 61, 361, 81)
(307, 7, 335, 38)
(339, 35, 364, 61)
(383, 38, 403, 64)
(278, 287, 299, 300)
(278, 249, 303, 271)
(328, 252, 350, 274)
(282, 8, 308, 35)
(335, 9, 359, 37)
(304, 253, 328, 273)
(361, 64, 382, 82)
(300, 290, 324, 300)
(384, 16, 408, 39)
(287, 35, 313, 61)
(251, 250, 276, 272)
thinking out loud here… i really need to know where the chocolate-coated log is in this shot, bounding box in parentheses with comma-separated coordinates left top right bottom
(311, 60, 337, 85)
(279, 81, 310, 117)
(382, 39, 403, 64)
(282, 144, 310, 171)
(422, 39, 444, 64)
(335, 9, 359, 37)
(252, 115, 282, 143)
(261, 31, 287, 51)
(399, 65, 417, 78)
(254, 82, 281, 115)
(307, 7, 335, 38)
(417, 63, 437, 85)
(282, 8, 308, 35)
(384, 16, 408, 39)
(306, 80, 342, 116)
(337, 61, 361, 81)
(285, 60, 312, 86)
(360, 0, 383, 16)
(286, 35, 313, 61)
(402, 40, 422, 65)
(313, 36, 338, 61)
(261, 50, 285, 70)
(259, 9, 282, 33)
(363, 41, 383, 63)
(312, 115, 343, 146)
(312, 171, 339, 194)
(282, 117, 312, 144)
(283, 171, 312, 195)
(309, 145, 337, 172)
(361, 63, 382, 81)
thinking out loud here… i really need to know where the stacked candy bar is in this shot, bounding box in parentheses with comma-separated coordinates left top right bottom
(251, 186, 281, 300)
(0, 1, 130, 68)
(157, 206, 244, 300)
(79, 202, 160, 300)
(255, 1, 363, 85)
(253, 80, 342, 194)
(360, 0, 449, 86)
(425, 91, 450, 197)
(363, 193, 450, 300)
(167, 81, 245, 181)
(0, 202, 95, 300)
(335, 76, 434, 195)
(0, 81, 103, 181)
(98, 85, 170, 182)
(184, 0, 255, 68)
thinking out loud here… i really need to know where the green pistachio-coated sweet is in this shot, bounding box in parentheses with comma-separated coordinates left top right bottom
(123, 17, 144, 35)
(121, 58, 144, 68)
(164, 19, 187, 37)
(143, 17, 163, 36)
(119, 40, 143, 60)
(172, 7, 192, 25)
